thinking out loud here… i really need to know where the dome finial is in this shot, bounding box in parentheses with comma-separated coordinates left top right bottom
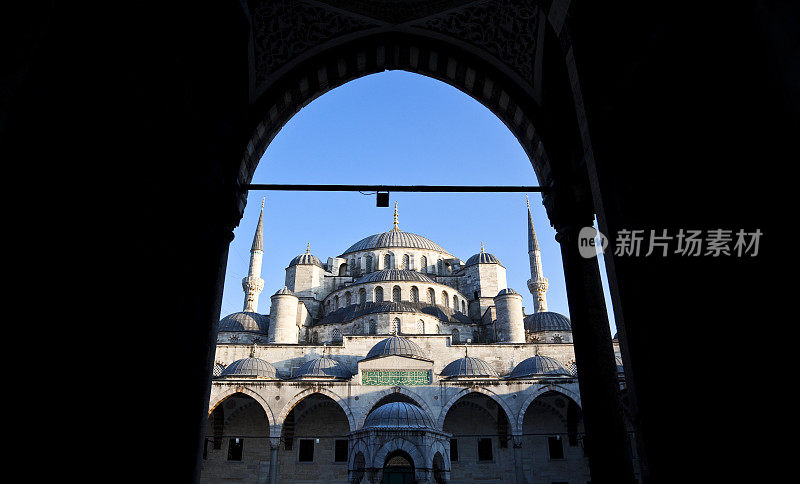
(306, 242, 310, 254)
(526, 194, 530, 209)
(261, 197, 265, 209)
(465, 344, 468, 358)
(250, 344, 256, 358)
(393, 201, 399, 229)
(481, 241, 485, 253)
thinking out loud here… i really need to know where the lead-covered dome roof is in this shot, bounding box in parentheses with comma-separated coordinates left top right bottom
(289, 252, 324, 268)
(218, 312, 269, 333)
(340, 227, 450, 256)
(219, 357, 278, 379)
(507, 355, 572, 379)
(365, 335, 427, 360)
(295, 356, 352, 379)
(465, 251, 503, 267)
(440, 356, 499, 378)
(524, 312, 572, 332)
(354, 269, 435, 284)
(363, 402, 433, 429)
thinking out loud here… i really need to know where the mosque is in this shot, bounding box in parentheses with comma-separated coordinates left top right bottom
(201, 200, 633, 484)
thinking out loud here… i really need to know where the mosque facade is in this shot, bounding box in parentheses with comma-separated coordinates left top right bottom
(201, 201, 633, 484)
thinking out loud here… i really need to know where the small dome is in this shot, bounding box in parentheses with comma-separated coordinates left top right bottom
(295, 356, 352, 379)
(289, 252, 324, 268)
(273, 286, 295, 296)
(341, 227, 450, 256)
(219, 357, 277, 379)
(440, 356, 498, 378)
(363, 402, 433, 429)
(524, 312, 572, 332)
(507, 355, 572, 379)
(218, 311, 269, 333)
(465, 252, 503, 267)
(365, 336, 427, 360)
(496, 288, 519, 296)
(354, 269, 436, 284)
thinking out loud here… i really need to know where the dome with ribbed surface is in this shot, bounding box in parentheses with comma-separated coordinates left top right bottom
(363, 402, 433, 429)
(273, 286, 295, 296)
(496, 288, 519, 296)
(295, 356, 352, 379)
(341, 227, 450, 256)
(219, 357, 278, 379)
(507, 355, 572, 379)
(440, 356, 499, 378)
(524, 312, 572, 332)
(218, 312, 269, 333)
(365, 336, 427, 360)
(354, 269, 436, 284)
(465, 252, 503, 267)
(289, 253, 324, 268)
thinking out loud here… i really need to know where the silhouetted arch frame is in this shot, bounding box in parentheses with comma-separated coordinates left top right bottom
(236, 29, 589, 212)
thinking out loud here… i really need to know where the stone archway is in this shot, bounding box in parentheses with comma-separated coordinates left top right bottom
(276, 387, 356, 432)
(516, 384, 582, 433)
(437, 387, 518, 434)
(357, 386, 435, 429)
(208, 386, 275, 428)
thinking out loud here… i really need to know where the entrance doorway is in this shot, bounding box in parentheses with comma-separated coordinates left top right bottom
(383, 452, 414, 484)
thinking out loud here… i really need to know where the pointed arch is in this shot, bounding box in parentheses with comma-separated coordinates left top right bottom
(436, 387, 518, 434)
(355, 387, 435, 430)
(207, 386, 275, 428)
(373, 438, 426, 473)
(516, 384, 582, 433)
(276, 387, 355, 432)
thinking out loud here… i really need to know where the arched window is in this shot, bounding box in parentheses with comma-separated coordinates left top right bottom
(451, 329, 460, 344)
(391, 318, 401, 334)
(375, 286, 384, 302)
(384, 254, 392, 270)
(461, 300, 466, 313)
(453, 295, 458, 310)
(339, 264, 348, 276)
(369, 319, 377, 335)
(351, 258, 359, 276)
(427, 288, 435, 304)
(442, 291, 449, 308)
(473, 330, 480, 343)
(334, 295, 339, 310)
(366, 255, 373, 273)
(437, 259, 443, 275)
(358, 288, 366, 305)
(410, 286, 419, 303)
(417, 320, 425, 334)
(392, 285, 401, 302)
(420, 256, 427, 273)
(345, 291, 351, 306)
(354, 321, 363, 335)
(332, 328, 342, 343)
(402, 254, 410, 270)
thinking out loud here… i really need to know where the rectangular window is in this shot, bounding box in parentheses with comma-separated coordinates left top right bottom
(477, 438, 493, 461)
(548, 436, 564, 460)
(334, 439, 348, 462)
(450, 438, 459, 461)
(298, 439, 314, 462)
(227, 438, 243, 461)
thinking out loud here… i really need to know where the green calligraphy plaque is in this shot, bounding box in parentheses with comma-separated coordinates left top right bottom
(362, 369, 432, 386)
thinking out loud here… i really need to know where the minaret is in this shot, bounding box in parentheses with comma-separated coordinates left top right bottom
(526, 196, 549, 313)
(242, 198, 266, 312)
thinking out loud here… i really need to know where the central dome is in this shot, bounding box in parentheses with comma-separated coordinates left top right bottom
(340, 227, 450, 256)
(354, 269, 436, 284)
(363, 402, 433, 429)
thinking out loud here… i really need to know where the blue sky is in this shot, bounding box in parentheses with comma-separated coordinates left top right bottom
(220, 71, 617, 335)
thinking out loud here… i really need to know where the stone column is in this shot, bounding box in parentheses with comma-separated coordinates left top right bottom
(555, 223, 636, 483)
(512, 435, 525, 484)
(268, 437, 280, 484)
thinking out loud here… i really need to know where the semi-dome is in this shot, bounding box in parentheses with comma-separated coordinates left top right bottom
(295, 355, 352, 379)
(340, 227, 450, 256)
(354, 269, 436, 284)
(507, 355, 572, 379)
(363, 402, 433, 429)
(440, 356, 499, 378)
(465, 251, 503, 267)
(289, 252, 324, 268)
(524, 312, 572, 332)
(219, 357, 278, 379)
(365, 335, 427, 360)
(218, 311, 269, 333)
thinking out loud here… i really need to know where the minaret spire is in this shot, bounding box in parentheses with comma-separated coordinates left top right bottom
(525, 195, 549, 313)
(242, 199, 266, 312)
(393, 201, 399, 230)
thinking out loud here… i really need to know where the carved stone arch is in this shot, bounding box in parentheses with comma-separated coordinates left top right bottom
(427, 440, 451, 472)
(437, 386, 518, 434)
(236, 31, 578, 210)
(355, 386, 435, 430)
(276, 387, 355, 432)
(516, 384, 582, 433)
(207, 386, 275, 428)
(373, 437, 426, 472)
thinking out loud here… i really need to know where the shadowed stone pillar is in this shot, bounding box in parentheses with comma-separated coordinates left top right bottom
(268, 437, 280, 484)
(555, 221, 635, 483)
(512, 434, 525, 484)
